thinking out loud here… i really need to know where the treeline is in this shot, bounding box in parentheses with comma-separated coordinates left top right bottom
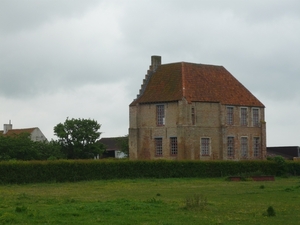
(0, 118, 129, 160)
(0, 133, 64, 161)
(0, 133, 106, 161)
(1, 159, 300, 184)
(0, 118, 109, 160)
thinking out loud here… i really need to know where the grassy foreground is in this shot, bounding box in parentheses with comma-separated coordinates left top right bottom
(0, 177, 300, 224)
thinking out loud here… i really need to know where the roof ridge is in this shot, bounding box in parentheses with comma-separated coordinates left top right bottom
(9, 127, 37, 130)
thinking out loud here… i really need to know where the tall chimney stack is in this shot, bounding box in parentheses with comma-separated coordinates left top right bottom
(151, 55, 161, 72)
(3, 120, 12, 134)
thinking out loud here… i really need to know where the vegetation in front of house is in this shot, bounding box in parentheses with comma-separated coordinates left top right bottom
(53, 118, 105, 159)
(0, 177, 300, 224)
(0, 159, 300, 184)
(0, 133, 64, 161)
(0, 118, 125, 161)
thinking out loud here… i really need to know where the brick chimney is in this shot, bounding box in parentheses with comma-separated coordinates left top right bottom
(151, 55, 161, 72)
(3, 120, 12, 134)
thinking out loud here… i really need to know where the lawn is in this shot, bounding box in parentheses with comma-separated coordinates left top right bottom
(0, 177, 300, 224)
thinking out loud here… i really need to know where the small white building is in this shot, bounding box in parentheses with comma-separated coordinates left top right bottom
(0, 121, 48, 142)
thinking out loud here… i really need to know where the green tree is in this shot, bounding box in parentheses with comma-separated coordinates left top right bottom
(0, 133, 38, 160)
(53, 118, 104, 159)
(33, 140, 65, 160)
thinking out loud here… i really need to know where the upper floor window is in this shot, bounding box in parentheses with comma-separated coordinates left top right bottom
(156, 105, 165, 126)
(227, 107, 234, 125)
(155, 138, 163, 156)
(252, 108, 259, 126)
(253, 137, 260, 157)
(191, 107, 195, 125)
(240, 108, 248, 126)
(170, 137, 178, 155)
(241, 137, 248, 158)
(201, 138, 210, 156)
(227, 137, 234, 158)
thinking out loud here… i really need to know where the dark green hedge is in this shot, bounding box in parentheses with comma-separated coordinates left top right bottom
(0, 160, 299, 184)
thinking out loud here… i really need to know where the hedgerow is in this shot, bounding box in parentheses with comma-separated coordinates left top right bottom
(0, 160, 299, 184)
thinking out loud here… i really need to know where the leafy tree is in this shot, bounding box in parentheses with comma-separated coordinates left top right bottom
(34, 140, 65, 160)
(53, 118, 104, 159)
(0, 133, 38, 160)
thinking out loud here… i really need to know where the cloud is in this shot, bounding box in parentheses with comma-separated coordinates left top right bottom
(0, 82, 129, 140)
(0, 0, 101, 33)
(1, 0, 300, 146)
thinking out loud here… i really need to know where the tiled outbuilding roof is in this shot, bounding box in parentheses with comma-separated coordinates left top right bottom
(0, 128, 36, 136)
(130, 62, 264, 107)
(99, 137, 126, 151)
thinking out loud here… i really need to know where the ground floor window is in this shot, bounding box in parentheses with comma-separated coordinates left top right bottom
(227, 137, 234, 158)
(170, 137, 177, 155)
(201, 138, 210, 156)
(155, 138, 163, 156)
(253, 137, 260, 157)
(241, 137, 248, 158)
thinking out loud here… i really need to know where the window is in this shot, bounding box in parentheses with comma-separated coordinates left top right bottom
(201, 138, 210, 156)
(227, 137, 234, 157)
(253, 137, 260, 157)
(191, 107, 195, 125)
(156, 105, 165, 126)
(155, 138, 163, 156)
(241, 108, 248, 126)
(170, 137, 178, 155)
(252, 108, 259, 126)
(227, 107, 234, 125)
(241, 137, 248, 158)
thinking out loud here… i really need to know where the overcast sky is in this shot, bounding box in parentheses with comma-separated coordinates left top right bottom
(1, 0, 299, 146)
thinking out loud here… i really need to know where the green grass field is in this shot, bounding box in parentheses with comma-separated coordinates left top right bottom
(0, 177, 300, 224)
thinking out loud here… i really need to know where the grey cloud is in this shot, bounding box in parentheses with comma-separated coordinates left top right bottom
(0, 0, 101, 33)
(1, 0, 300, 145)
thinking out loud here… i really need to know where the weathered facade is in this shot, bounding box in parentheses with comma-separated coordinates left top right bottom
(129, 56, 266, 160)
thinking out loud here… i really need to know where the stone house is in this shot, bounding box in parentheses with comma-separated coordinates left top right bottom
(0, 121, 48, 142)
(129, 56, 266, 160)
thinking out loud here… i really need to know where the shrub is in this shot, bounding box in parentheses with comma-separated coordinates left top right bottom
(265, 206, 276, 217)
(0, 160, 300, 184)
(184, 194, 207, 210)
(15, 206, 27, 213)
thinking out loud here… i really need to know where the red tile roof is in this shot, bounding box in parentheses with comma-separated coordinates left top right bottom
(130, 62, 264, 107)
(0, 128, 36, 136)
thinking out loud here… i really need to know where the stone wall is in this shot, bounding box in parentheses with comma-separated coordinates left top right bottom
(129, 100, 266, 160)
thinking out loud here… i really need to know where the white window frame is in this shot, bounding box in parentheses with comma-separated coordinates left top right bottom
(154, 137, 163, 156)
(226, 106, 234, 125)
(156, 105, 165, 126)
(252, 108, 260, 127)
(227, 136, 235, 158)
(200, 137, 210, 156)
(253, 137, 260, 157)
(241, 137, 248, 158)
(170, 137, 178, 156)
(240, 107, 248, 126)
